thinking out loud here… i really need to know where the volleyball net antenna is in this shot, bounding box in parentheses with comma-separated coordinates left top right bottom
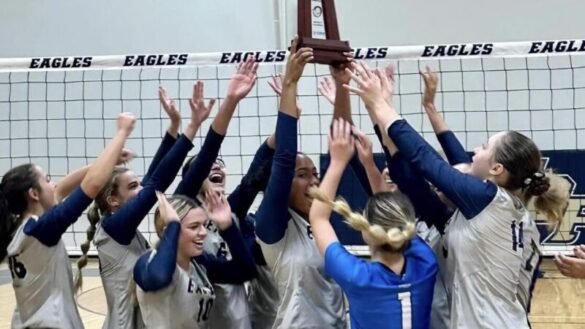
(1, 39, 584, 256)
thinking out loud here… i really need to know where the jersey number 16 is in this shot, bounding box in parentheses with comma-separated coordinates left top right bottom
(8, 255, 27, 279)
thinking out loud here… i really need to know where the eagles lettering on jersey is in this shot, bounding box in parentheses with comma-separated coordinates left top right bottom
(205, 220, 219, 233)
(352, 47, 388, 60)
(123, 54, 188, 67)
(421, 43, 493, 57)
(529, 40, 585, 54)
(306, 225, 314, 239)
(29, 57, 92, 69)
(219, 51, 286, 64)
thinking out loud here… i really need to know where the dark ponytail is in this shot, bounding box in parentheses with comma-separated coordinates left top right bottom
(0, 164, 41, 262)
(0, 184, 16, 262)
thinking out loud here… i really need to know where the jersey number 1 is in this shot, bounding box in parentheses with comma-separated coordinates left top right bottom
(511, 221, 524, 251)
(398, 291, 412, 329)
(8, 255, 27, 279)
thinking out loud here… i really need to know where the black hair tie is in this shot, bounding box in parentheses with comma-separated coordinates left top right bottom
(523, 171, 545, 188)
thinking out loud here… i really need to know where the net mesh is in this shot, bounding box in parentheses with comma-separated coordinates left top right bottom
(1, 53, 584, 256)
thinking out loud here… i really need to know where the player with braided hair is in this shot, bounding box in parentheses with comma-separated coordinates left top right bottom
(309, 118, 437, 329)
(1, 113, 135, 329)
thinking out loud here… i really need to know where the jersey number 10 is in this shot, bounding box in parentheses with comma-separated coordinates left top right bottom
(197, 299, 213, 322)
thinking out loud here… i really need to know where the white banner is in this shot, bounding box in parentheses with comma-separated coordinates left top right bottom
(1, 39, 584, 72)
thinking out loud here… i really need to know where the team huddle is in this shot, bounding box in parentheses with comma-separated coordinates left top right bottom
(0, 37, 572, 329)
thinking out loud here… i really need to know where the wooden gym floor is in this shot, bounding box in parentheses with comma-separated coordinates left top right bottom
(0, 259, 584, 328)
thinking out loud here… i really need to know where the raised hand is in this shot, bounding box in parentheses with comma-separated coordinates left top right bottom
(227, 56, 259, 101)
(318, 76, 336, 105)
(380, 64, 396, 105)
(419, 66, 450, 134)
(189, 81, 216, 128)
(343, 61, 385, 108)
(329, 118, 355, 165)
(117, 148, 136, 165)
(117, 112, 136, 136)
(352, 126, 374, 166)
(156, 191, 180, 226)
(268, 73, 303, 116)
(329, 59, 353, 85)
(420, 66, 439, 110)
(267, 73, 284, 96)
(284, 36, 314, 84)
(205, 189, 233, 231)
(158, 86, 181, 137)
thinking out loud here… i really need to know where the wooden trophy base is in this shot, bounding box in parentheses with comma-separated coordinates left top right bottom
(297, 37, 351, 66)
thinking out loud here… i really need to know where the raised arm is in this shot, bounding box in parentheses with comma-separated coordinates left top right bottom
(254, 37, 312, 244)
(54, 148, 134, 202)
(224, 75, 286, 221)
(345, 62, 496, 220)
(25, 113, 135, 246)
(133, 193, 181, 292)
(318, 69, 374, 196)
(212, 57, 258, 135)
(227, 136, 275, 223)
(195, 190, 256, 283)
(54, 165, 91, 203)
(133, 222, 180, 291)
(421, 67, 470, 165)
(386, 152, 453, 233)
(158, 86, 182, 138)
(175, 60, 258, 197)
(368, 123, 452, 231)
(102, 98, 208, 245)
(268, 74, 302, 115)
(352, 127, 389, 194)
(140, 87, 183, 185)
(309, 118, 354, 255)
(330, 63, 353, 123)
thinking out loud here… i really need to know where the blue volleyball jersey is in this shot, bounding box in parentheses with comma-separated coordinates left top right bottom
(325, 237, 437, 329)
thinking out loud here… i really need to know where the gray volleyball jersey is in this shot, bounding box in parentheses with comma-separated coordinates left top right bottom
(94, 224, 150, 329)
(137, 254, 216, 329)
(421, 224, 450, 329)
(202, 219, 251, 329)
(247, 264, 280, 329)
(8, 217, 84, 329)
(517, 213, 541, 312)
(258, 209, 346, 329)
(443, 187, 529, 329)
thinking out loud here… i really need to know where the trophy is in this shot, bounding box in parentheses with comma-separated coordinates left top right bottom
(296, 0, 351, 65)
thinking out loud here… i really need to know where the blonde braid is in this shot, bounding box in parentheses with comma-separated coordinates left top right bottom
(74, 203, 101, 293)
(74, 166, 128, 293)
(311, 188, 416, 252)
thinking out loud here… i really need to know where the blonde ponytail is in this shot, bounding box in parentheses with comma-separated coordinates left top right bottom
(530, 170, 571, 228)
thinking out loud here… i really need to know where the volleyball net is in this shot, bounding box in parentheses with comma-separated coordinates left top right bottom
(1, 39, 584, 256)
